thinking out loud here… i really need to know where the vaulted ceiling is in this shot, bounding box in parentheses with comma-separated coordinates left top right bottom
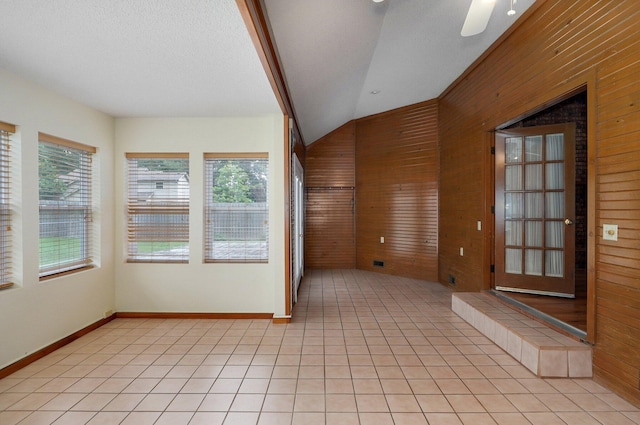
(0, 0, 535, 145)
(263, 0, 535, 144)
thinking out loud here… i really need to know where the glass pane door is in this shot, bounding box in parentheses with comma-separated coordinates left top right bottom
(495, 124, 575, 297)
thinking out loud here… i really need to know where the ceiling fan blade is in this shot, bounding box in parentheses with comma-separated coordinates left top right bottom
(461, 0, 496, 37)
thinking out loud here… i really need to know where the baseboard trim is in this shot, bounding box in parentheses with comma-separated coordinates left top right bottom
(115, 312, 274, 320)
(0, 314, 116, 380)
(272, 317, 291, 324)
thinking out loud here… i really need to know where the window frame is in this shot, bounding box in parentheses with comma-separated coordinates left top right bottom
(126, 153, 190, 263)
(38, 132, 96, 280)
(204, 152, 269, 264)
(0, 122, 14, 289)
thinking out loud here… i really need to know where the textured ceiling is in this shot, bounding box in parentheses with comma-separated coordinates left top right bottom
(264, 0, 536, 144)
(0, 0, 280, 117)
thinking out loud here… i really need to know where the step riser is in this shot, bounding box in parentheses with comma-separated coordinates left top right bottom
(452, 293, 592, 378)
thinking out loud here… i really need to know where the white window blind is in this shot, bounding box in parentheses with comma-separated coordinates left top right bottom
(0, 122, 14, 289)
(204, 153, 269, 263)
(127, 153, 190, 263)
(38, 133, 95, 279)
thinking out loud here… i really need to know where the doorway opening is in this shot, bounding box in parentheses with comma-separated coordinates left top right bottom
(493, 91, 588, 339)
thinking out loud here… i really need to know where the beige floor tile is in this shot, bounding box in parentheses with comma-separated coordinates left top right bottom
(257, 412, 292, 425)
(16, 411, 65, 425)
(154, 411, 194, 425)
(296, 379, 324, 394)
(380, 379, 412, 394)
(446, 394, 486, 413)
(385, 394, 421, 412)
(555, 411, 602, 425)
(222, 411, 259, 425)
(4, 378, 50, 393)
(134, 393, 175, 411)
(392, 412, 429, 425)
(7, 392, 57, 410)
(359, 412, 395, 425)
(505, 394, 549, 412)
(229, 393, 264, 412)
(40, 393, 86, 411)
(291, 412, 325, 425)
(377, 366, 405, 379)
(415, 394, 454, 412)
(457, 412, 498, 425)
(262, 394, 295, 412)
(0, 410, 30, 425)
(325, 393, 357, 412)
(590, 411, 638, 425)
(188, 411, 225, 425)
(326, 412, 359, 425)
(356, 394, 389, 412)
(294, 393, 324, 412)
(166, 393, 206, 411)
(238, 379, 269, 394)
(353, 379, 383, 394)
(198, 393, 235, 411)
(325, 378, 353, 394)
(85, 411, 129, 425)
(51, 411, 96, 424)
(436, 379, 471, 394)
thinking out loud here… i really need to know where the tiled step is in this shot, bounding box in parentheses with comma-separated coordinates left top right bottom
(452, 292, 592, 378)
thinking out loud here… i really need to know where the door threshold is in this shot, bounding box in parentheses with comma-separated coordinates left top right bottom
(489, 290, 587, 342)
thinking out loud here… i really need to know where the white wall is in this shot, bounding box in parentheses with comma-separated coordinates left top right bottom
(114, 116, 287, 317)
(0, 68, 115, 369)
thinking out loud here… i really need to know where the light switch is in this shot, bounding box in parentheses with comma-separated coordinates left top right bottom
(459, 247, 464, 256)
(477, 220, 482, 231)
(380, 236, 384, 244)
(603, 224, 618, 241)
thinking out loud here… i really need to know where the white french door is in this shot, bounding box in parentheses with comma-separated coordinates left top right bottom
(292, 155, 304, 302)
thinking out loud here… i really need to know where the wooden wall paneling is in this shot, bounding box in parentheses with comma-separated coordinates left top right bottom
(304, 122, 356, 269)
(305, 189, 355, 269)
(438, 0, 640, 405)
(355, 100, 438, 281)
(305, 122, 356, 188)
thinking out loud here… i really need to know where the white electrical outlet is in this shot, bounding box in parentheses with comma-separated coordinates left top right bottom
(477, 221, 482, 231)
(380, 236, 384, 244)
(459, 247, 464, 256)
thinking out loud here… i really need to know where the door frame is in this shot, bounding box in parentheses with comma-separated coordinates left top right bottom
(484, 69, 597, 343)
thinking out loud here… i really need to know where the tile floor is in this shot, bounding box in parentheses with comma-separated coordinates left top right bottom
(1, 269, 639, 425)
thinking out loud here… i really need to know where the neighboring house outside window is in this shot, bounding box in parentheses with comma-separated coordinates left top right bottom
(38, 133, 96, 279)
(0, 122, 14, 289)
(204, 153, 269, 263)
(126, 153, 189, 263)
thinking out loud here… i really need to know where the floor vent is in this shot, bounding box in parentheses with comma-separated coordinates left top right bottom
(373, 260, 384, 267)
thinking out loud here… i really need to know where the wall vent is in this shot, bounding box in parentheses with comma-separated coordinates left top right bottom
(373, 260, 384, 267)
(448, 274, 456, 285)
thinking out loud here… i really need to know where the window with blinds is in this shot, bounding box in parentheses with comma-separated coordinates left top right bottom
(127, 153, 189, 263)
(204, 154, 269, 263)
(38, 133, 96, 279)
(0, 122, 14, 289)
